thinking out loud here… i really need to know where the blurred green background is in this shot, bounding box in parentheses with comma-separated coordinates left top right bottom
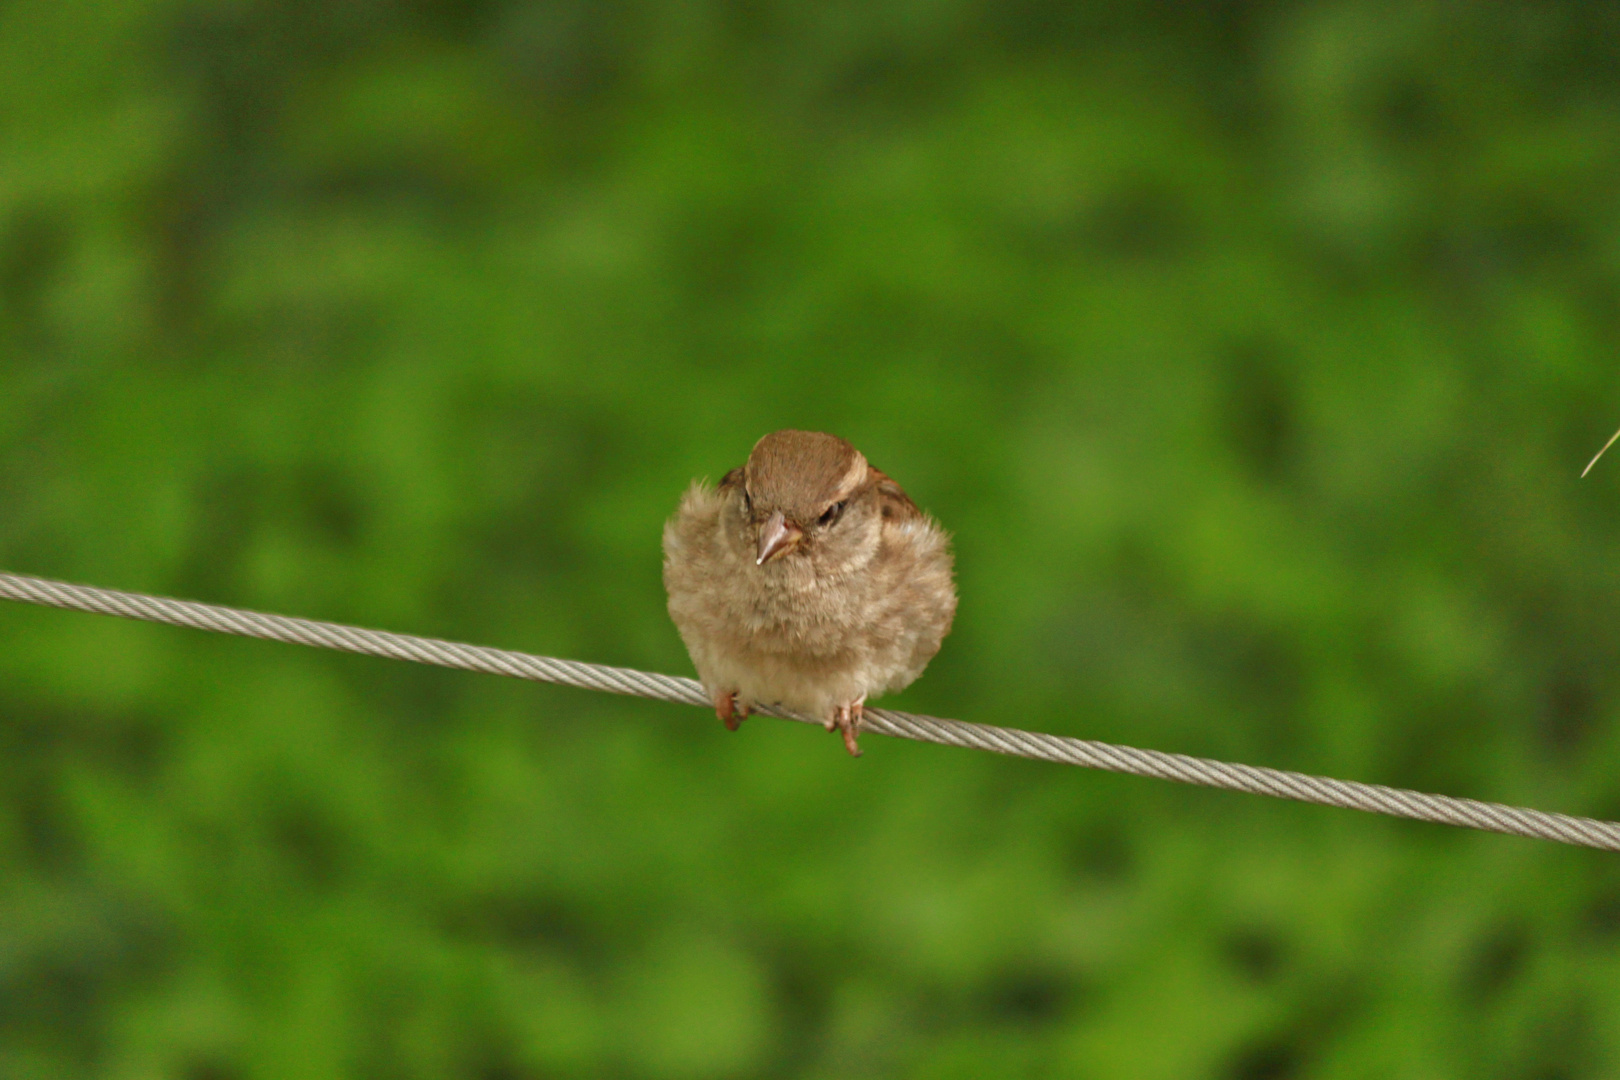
(5, 1, 1620, 1076)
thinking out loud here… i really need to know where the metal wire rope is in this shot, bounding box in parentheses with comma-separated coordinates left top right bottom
(2, 570, 1617, 852)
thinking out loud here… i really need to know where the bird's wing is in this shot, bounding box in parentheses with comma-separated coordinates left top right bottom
(865, 466, 921, 522)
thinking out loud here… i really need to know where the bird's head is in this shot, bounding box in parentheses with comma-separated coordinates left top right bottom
(734, 430, 879, 571)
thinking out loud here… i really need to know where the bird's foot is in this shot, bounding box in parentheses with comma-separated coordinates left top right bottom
(826, 696, 866, 757)
(716, 691, 750, 732)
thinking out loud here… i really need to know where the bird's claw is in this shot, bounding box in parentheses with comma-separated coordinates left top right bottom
(716, 691, 749, 732)
(829, 698, 865, 757)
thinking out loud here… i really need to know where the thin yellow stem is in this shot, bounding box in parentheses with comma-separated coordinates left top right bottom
(1583, 425, 1620, 478)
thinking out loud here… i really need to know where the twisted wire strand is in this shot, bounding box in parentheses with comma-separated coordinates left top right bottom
(2, 570, 1617, 852)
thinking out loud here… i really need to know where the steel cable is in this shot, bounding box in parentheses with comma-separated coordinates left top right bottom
(2, 570, 1617, 851)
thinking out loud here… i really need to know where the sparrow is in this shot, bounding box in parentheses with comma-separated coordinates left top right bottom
(662, 430, 956, 756)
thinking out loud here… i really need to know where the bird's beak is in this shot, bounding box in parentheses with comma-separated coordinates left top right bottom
(756, 511, 803, 565)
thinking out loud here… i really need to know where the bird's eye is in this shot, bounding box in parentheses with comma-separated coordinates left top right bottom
(819, 501, 846, 527)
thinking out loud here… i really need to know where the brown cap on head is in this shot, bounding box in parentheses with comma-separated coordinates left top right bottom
(745, 430, 868, 522)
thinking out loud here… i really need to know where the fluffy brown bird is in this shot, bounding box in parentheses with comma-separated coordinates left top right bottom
(663, 430, 956, 756)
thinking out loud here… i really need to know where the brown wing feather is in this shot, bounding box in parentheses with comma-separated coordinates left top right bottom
(865, 466, 921, 522)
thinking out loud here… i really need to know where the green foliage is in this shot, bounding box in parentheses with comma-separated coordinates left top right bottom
(5, 0, 1620, 1075)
